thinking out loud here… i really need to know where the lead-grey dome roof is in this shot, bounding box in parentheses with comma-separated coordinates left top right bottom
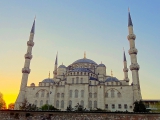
(105, 77, 119, 82)
(58, 65, 66, 68)
(97, 64, 106, 67)
(73, 58, 97, 64)
(42, 78, 54, 83)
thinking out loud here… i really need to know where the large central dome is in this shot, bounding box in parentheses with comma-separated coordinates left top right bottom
(72, 58, 97, 64)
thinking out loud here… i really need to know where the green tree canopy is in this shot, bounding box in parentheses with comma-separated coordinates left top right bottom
(133, 100, 148, 112)
(41, 104, 59, 111)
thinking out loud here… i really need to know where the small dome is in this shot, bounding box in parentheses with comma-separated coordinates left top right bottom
(58, 65, 66, 68)
(97, 64, 106, 67)
(42, 78, 54, 83)
(73, 58, 97, 65)
(105, 77, 119, 82)
(30, 83, 35, 87)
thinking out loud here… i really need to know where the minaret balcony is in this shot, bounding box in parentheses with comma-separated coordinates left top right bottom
(24, 53, 32, 59)
(127, 34, 136, 40)
(123, 68, 128, 72)
(27, 41, 34, 46)
(128, 48, 138, 55)
(22, 67, 31, 74)
(130, 63, 140, 70)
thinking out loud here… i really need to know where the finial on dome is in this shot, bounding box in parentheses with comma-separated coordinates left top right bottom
(111, 70, 113, 77)
(101, 61, 102, 64)
(48, 71, 50, 79)
(128, 7, 133, 26)
(84, 51, 86, 59)
(62, 62, 63, 65)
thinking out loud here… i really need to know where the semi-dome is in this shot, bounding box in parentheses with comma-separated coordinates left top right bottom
(58, 64, 66, 68)
(105, 77, 119, 82)
(30, 83, 35, 86)
(97, 63, 106, 67)
(42, 78, 54, 83)
(72, 58, 97, 65)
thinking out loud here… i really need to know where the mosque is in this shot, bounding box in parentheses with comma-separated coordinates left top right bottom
(14, 11, 142, 112)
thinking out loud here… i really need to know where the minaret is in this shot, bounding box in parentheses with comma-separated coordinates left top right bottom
(53, 53, 58, 78)
(123, 50, 129, 82)
(127, 9, 142, 101)
(14, 19, 35, 109)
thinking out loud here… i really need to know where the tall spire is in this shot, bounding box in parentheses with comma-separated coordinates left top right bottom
(123, 51, 127, 61)
(128, 8, 133, 27)
(15, 19, 35, 109)
(127, 9, 141, 101)
(55, 52, 58, 65)
(31, 18, 35, 33)
(53, 52, 58, 78)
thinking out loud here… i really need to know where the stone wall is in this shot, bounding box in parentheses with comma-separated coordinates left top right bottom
(0, 110, 160, 120)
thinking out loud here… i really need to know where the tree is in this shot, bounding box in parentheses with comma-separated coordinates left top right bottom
(8, 103, 15, 110)
(19, 98, 37, 110)
(66, 105, 73, 111)
(133, 100, 147, 112)
(151, 102, 160, 113)
(74, 103, 86, 111)
(41, 104, 59, 111)
(0, 92, 6, 110)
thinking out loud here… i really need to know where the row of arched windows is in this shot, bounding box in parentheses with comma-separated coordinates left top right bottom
(56, 100, 64, 108)
(89, 93, 97, 98)
(105, 90, 121, 98)
(57, 93, 64, 98)
(89, 101, 97, 108)
(36, 91, 49, 98)
(69, 90, 84, 98)
(72, 77, 83, 84)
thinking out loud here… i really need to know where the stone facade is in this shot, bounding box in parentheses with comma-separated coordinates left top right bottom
(15, 11, 142, 112)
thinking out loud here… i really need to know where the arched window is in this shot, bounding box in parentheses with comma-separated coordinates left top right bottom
(94, 93, 97, 98)
(72, 78, 74, 84)
(69, 90, 72, 97)
(57, 93, 60, 98)
(46, 93, 49, 98)
(75, 90, 78, 98)
(76, 77, 79, 83)
(111, 82, 113, 85)
(61, 93, 64, 98)
(40, 100, 43, 107)
(61, 100, 64, 108)
(94, 81, 96, 85)
(94, 101, 97, 108)
(105, 92, 108, 98)
(89, 93, 92, 98)
(117, 92, 121, 98)
(35, 100, 37, 106)
(111, 89, 115, 98)
(56, 100, 59, 108)
(81, 90, 84, 98)
(36, 93, 39, 98)
(41, 90, 45, 97)
(81, 100, 84, 107)
(81, 78, 83, 83)
(69, 100, 72, 106)
(46, 100, 48, 105)
(90, 81, 91, 85)
(89, 101, 92, 108)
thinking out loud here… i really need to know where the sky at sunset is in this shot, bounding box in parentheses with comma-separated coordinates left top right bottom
(0, 0, 160, 107)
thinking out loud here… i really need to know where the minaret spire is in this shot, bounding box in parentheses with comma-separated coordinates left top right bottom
(15, 19, 35, 109)
(128, 8, 133, 27)
(53, 52, 58, 78)
(123, 50, 129, 82)
(127, 9, 142, 101)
